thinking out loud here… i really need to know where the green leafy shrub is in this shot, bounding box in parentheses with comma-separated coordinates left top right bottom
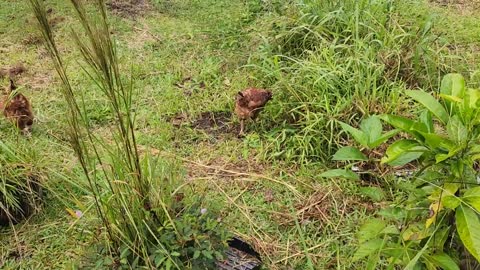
(149, 203, 230, 269)
(326, 73, 480, 269)
(319, 115, 399, 181)
(108, 197, 230, 270)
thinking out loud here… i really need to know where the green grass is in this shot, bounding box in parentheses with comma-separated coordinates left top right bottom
(1, 0, 480, 269)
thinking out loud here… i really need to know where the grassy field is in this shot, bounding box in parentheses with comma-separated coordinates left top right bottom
(1, 0, 480, 269)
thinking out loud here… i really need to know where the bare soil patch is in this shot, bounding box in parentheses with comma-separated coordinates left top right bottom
(106, 0, 152, 18)
(0, 63, 52, 91)
(0, 63, 27, 79)
(192, 111, 233, 135)
(21, 35, 43, 46)
(48, 16, 66, 28)
(168, 111, 237, 137)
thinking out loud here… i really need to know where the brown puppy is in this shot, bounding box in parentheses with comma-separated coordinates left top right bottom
(1, 79, 34, 135)
(235, 88, 272, 137)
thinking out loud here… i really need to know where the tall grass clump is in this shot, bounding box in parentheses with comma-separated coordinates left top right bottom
(249, 0, 450, 163)
(0, 140, 43, 226)
(30, 0, 228, 268)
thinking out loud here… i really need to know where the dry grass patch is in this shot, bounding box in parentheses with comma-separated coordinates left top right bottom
(430, 0, 480, 15)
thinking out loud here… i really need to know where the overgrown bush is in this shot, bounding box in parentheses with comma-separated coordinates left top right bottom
(30, 0, 229, 268)
(247, 0, 449, 163)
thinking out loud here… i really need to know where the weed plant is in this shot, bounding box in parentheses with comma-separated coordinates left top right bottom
(325, 73, 480, 269)
(30, 0, 229, 268)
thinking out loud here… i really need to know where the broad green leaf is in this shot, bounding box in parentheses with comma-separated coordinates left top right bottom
(332, 147, 367, 161)
(378, 207, 407, 220)
(380, 114, 425, 140)
(357, 218, 386, 243)
(449, 73, 465, 97)
(352, 238, 383, 262)
(383, 244, 404, 259)
(440, 94, 463, 103)
(428, 183, 461, 209)
(380, 114, 415, 131)
(202, 250, 213, 260)
(319, 169, 359, 180)
(427, 227, 450, 250)
(441, 73, 465, 98)
(472, 153, 480, 161)
(419, 110, 434, 133)
(366, 254, 380, 270)
(404, 235, 431, 270)
(450, 160, 464, 178)
(435, 154, 449, 163)
(359, 187, 385, 202)
(456, 205, 480, 262)
(461, 88, 480, 122)
(468, 144, 480, 155)
(360, 116, 383, 147)
(402, 222, 432, 241)
(339, 122, 368, 147)
(470, 145, 480, 159)
(428, 253, 460, 270)
(423, 258, 438, 270)
(467, 88, 480, 109)
(463, 187, 480, 212)
(420, 132, 455, 150)
(193, 250, 201, 259)
(381, 140, 427, 166)
(369, 129, 400, 148)
(406, 90, 449, 124)
(447, 115, 468, 144)
(435, 146, 462, 163)
(443, 194, 461, 209)
(381, 225, 400, 235)
(422, 19, 433, 37)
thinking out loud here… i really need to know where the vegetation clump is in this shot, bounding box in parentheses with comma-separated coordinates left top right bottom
(250, 0, 448, 163)
(0, 141, 43, 226)
(29, 0, 230, 268)
(325, 73, 480, 269)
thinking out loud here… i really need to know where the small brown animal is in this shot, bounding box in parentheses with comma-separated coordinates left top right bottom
(235, 88, 273, 137)
(1, 79, 34, 135)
